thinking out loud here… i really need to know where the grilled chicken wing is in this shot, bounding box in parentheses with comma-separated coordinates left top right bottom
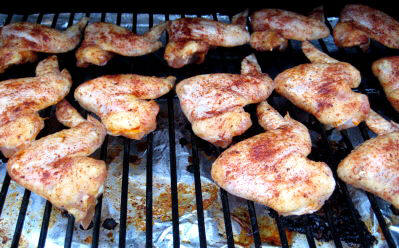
(333, 4, 399, 49)
(7, 100, 106, 228)
(0, 18, 88, 73)
(176, 54, 274, 147)
(275, 41, 370, 129)
(212, 101, 335, 215)
(249, 8, 329, 51)
(76, 22, 166, 67)
(164, 10, 250, 68)
(338, 112, 399, 208)
(75, 74, 175, 140)
(0, 56, 72, 157)
(372, 56, 399, 112)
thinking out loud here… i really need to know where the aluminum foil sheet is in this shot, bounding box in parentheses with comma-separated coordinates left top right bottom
(0, 12, 398, 248)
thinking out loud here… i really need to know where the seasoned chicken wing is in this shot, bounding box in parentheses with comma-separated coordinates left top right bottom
(0, 18, 88, 73)
(372, 56, 399, 112)
(75, 74, 175, 140)
(212, 101, 335, 215)
(164, 10, 250, 68)
(338, 113, 399, 208)
(275, 41, 370, 129)
(176, 54, 274, 147)
(7, 100, 106, 228)
(249, 8, 329, 51)
(0, 56, 72, 157)
(333, 4, 399, 49)
(76, 22, 166, 67)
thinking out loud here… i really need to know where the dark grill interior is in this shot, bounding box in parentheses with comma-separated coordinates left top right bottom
(0, 6, 399, 248)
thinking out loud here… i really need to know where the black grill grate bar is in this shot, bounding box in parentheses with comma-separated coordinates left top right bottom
(190, 134, 208, 248)
(145, 132, 154, 248)
(10, 189, 31, 248)
(220, 188, 235, 247)
(37, 200, 53, 248)
(119, 137, 131, 248)
(64, 215, 75, 248)
(246, 201, 262, 248)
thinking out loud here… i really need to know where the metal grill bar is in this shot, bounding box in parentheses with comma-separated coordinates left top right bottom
(119, 137, 130, 247)
(145, 132, 154, 248)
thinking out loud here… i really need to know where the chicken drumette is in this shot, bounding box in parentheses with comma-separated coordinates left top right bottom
(7, 100, 107, 229)
(212, 101, 335, 215)
(74, 74, 175, 140)
(164, 10, 250, 68)
(249, 7, 329, 51)
(76, 21, 167, 67)
(0, 18, 88, 73)
(176, 54, 274, 148)
(275, 41, 370, 130)
(333, 4, 399, 50)
(0, 56, 72, 158)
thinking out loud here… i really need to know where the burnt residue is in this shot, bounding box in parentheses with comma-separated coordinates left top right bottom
(270, 190, 376, 245)
(102, 218, 118, 230)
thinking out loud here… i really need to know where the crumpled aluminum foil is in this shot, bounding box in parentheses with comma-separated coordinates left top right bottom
(0, 12, 398, 248)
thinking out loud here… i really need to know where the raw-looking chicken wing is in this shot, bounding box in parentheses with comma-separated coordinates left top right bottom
(76, 22, 166, 67)
(211, 101, 335, 215)
(0, 56, 72, 158)
(176, 54, 274, 148)
(164, 10, 250, 68)
(249, 8, 329, 51)
(333, 4, 399, 49)
(372, 56, 399, 112)
(7, 100, 106, 228)
(275, 41, 370, 129)
(338, 113, 399, 208)
(75, 74, 175, 139)
(0, 18, 88, 73)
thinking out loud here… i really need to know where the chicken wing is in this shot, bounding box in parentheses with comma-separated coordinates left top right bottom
(7, 100, 106, 228)
(0, 18, 88, 73)
(76, 22, 166, 67)
(249, 8, 329, 51)
(372, 56, 399, 112)
(211, 101, 335, 215)
(176, 54, 274, 147)
(74, 74, 175, 140)
(333, 4, 399, 49)
(0, 56, 72, 157)
(338, 114, 399, 209)
(275, 41, 370, 129)
(164, 10, 250, 68)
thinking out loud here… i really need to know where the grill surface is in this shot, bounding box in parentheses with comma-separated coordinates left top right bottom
(0, 6, 399, 248)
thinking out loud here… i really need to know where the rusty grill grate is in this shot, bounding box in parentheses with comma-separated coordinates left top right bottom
(0, 6, 399, 248)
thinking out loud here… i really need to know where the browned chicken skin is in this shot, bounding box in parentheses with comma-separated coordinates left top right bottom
(211, 101, 335, 215)
(0, 56, 72, 158)
(7, 100, 107, 229)
(0, 18, 88, 73)
(275, 41, 370, 129)
(165, 10, 250, 68)
(75, 74, 175, 140)
(338, 114, 399, 208)
(76, 22, 166, 67)
(176, 54, 274, 148)
(372, 56, 399, 112)
(249, 8, 329, 51)
(333, 4, 399, 49)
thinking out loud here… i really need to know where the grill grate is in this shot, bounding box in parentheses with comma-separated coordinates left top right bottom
(0, 7, 398, 248)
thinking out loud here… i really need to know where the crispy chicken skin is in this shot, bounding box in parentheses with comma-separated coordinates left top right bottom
(176, 54, 274, 148)
(212, 101, 335, 215)
(75, 74, 175, 140)
(0, 56, 72, 157)
(0, 18, 88, 73)
(249, 8, 329, 51)
(338, 113, 399, 208)
(76, 22, 166, 67)
(372, 56, 399, 112)
(334, 4, 399, 49)
(164, 10, 250, 68)
(7, 100, 106, 229)
(275, 41, 370, 129)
